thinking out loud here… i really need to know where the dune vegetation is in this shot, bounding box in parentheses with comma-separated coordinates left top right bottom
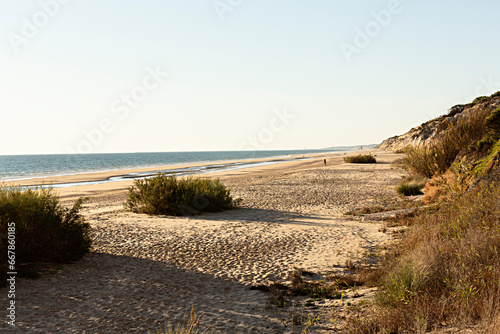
(347, 92, 500, 333)
(343, 154, 377, 164)
(0, 186, 91, 285)
(125, 174, 241, 216)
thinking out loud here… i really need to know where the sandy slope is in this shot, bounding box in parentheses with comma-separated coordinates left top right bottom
(1, 150, 404, 333)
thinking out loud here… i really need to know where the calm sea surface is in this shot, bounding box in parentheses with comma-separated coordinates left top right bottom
(0, 148, 360, 182)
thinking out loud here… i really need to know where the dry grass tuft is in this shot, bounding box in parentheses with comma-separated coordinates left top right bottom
(152, 307, 214, 334)
(265, 268, 364, 307)
(421, 179, 445, 204)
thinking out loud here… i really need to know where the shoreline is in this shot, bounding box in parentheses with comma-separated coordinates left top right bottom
(1, 148, 363, 185)
(5, 150, 356, 189)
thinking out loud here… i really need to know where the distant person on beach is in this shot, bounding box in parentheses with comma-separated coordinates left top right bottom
(323, 159, 327, 165)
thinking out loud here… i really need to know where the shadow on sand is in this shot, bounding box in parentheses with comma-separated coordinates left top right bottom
(5, 253, 285, 333)
(180, 207, 335, 228)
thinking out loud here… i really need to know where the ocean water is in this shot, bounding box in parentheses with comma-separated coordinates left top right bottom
(0, 148, 359, 183)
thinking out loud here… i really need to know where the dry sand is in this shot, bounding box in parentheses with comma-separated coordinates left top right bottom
(1, 150, 405, 333)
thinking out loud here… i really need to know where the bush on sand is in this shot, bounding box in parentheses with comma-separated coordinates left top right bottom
(396, 175, 427, 196)
(125, 174, 240, 216)
(344, 155, 377, 164)
(0, 186, 90, 284)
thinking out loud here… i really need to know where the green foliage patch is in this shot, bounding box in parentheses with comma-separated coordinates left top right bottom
(0, 186, 91, 283)
(343, 155, 377, 164)
(125, 174, 240, 216)
(396, 175, 427, 196)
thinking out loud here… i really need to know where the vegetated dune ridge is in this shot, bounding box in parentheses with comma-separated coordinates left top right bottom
(1, 150, 403, 333)
(362, 92, 500, 334)
(379, 93, 500, 151)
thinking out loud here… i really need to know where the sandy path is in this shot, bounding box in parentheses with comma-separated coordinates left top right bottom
(1, 150, 403, 333)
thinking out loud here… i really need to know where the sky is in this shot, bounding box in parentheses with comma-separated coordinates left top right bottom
(1, 0, 499, 155)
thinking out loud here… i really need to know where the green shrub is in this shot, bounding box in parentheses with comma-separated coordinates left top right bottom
(477, 133, 498, 151)
(396, 175, 427, 196)
(125, 174, 240, 216)
(397, 182, 423, 196)
(0, 186, 90, 281)
(486, 105, 500, 133)
(490, 91, 500, 98)
(475, 106, 500, 153)
(473, 139, 500, 177)
(472, 96, 488, 105)
(343, 155, 377, 164)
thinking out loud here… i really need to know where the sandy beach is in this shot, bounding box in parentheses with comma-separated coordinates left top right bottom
(2, 149, 404, 333)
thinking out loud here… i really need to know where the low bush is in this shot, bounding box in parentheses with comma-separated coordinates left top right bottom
(474, 140, 500, 176)
(396, 183, 423, 196)
(0, 186, 91, 283)
(396, 175, 427, 196)
(476, 106, 500, 152)
(472, 96, 488, 105)
(125, 174, 240, 216)
(486, 105, 500, 133)
(343, 155, 377, 164)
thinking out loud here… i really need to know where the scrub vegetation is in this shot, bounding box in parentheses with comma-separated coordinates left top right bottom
(347, 92, 500, 333)
(125, 174, 241, 216)
(0, 186, 90, 284)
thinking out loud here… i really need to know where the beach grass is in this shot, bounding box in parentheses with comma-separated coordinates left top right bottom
(125, 174, 241, 216)
(151, 307, 214, 334)
(396, 175, 427, 196)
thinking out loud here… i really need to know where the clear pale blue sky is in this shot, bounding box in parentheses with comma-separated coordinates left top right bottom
(1, 0, 499, 154)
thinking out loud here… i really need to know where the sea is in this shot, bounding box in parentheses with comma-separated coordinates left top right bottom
(0, 147, 368, 187)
